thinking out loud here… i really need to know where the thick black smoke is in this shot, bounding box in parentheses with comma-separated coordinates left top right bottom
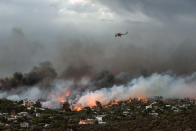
(0, 61, 57, 91)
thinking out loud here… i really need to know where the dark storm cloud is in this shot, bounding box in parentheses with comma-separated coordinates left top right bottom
(97, 0, 196, 22)
(0, 0, 196, 77)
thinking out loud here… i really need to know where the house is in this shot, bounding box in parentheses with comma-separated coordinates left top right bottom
(181, 104, 188, 109)
(18, 112, 28, 116)
(39, 108, 45, 111)
(136, 106, 141, 109)
(146, 105, 152, 110)
(44, 124, 50, 127)
(151, 102, 157, 105)
(96, 115, 106, 124)
(98, 121, 106, 124)
(123, 111, 129, 115)
(7, 117, 16, 122)
(0, 123, 4, 126)
(36, 113, 40, 117)
(166, 105, 171, 107)
(149, 112, 159, 117)
(27, 107, 32, 110)
(173, 109, 180, 112)
(20, 122, 29, 128)
(5, 124, 9, 127)
(79, 119, 95, 125)
(172, 106, 180, 112)
(146, 101, 157, 110)
(22, 100, 35, 107)
(153, 106, 159, 110)
(11, 111, 16, 116)
(171, 106, 178, 110)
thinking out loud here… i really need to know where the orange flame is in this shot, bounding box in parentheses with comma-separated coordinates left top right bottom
(59, 98, 66, 103)
(74, 106, 83, 111)
(104, 99, 119, 108)
(50, 93, 55, 98)
(85, 98, 104, 108)
(128, 99, 132, 103)
(65, 90, 71, 97)
(112, 99, 119, 105)
(137, 97, 148, 103)
(72, 97, 148, 111)
(49, 90, 72, 104)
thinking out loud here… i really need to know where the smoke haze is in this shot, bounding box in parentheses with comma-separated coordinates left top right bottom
(0, 0, 196, 109)
(0, 0, 196, 77)
(1, 73, 196, 109)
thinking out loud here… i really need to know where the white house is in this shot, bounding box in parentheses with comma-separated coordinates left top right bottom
(20, 122, 29, 128)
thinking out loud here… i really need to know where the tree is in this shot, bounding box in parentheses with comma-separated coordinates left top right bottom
(84, 107, 92, 115)
(62, 102, 71, 112)
(34, 101, 41, 108)
(96, 101, 102, 109)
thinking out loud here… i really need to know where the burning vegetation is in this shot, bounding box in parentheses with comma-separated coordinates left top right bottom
(0, 61, 195, 130)
(0, 61, 196, 111)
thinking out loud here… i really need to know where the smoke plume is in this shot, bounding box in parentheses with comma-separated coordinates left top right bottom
(1, 71, 196, 109)
(76, 73, 196, 107)
(1, 0, 196, 110)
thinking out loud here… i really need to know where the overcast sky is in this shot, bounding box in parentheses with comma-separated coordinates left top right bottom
(0, 0, 196, 76)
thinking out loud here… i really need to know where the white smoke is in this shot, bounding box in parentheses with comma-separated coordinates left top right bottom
(41, 80, 75, 109)
(76, 73, 196, 107)
(0, 73, 196, 109)
(42, 77, 91, 109)
(0, 87, 42, 101)
(0, 77, 91, 109)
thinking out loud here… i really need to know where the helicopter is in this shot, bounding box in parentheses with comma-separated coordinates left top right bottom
(115, 32, 128, 37)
